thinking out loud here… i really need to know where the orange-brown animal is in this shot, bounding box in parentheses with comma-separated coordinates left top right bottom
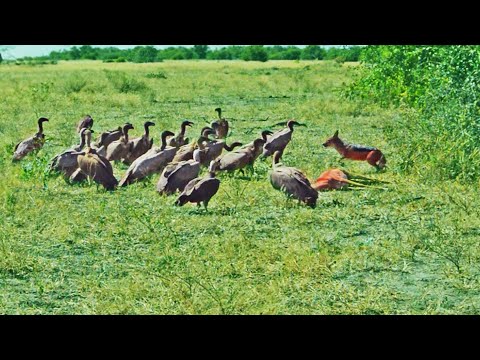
(323, 130, 386, 170)
(312, 168, 390, 191)
(312, 169, 350, 191)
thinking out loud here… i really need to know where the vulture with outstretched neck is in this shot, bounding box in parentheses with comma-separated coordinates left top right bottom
(262, 120, 300, 158)
(123, 121, 156, 164)
(171, 127, 214, 163)
(211, 107, 229, 139)
(105, 123, 134, 162)
(13, 117, 49, 161)
(167, 120, 194, 148)
(49, 127, 88, 178)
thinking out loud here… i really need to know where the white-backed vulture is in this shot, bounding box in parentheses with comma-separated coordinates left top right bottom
(240, 130, 273, 164)
(262, 120, 300, 158)
(12, 117, 49, 161)
(76, 115, 94, 133)
(171, 127, 214, 163)
(269, 150, 318, 208)
(118, 130, 176, 187)
(73, 130, 118, 190)
(216, 138, 265, 172)
(49, 127, 88, 178)
(175, 160, 221, 210)
(167, 120, 194, 148)
(105, 123, 134, 162)
(123, 121, 156, 164)
(156, 147, 205, 196)
(200, 138, 243, 167)
(211, 107, 229, 139)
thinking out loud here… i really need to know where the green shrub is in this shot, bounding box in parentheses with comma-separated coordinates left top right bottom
(346, 45, 480, 182)
(242, 46, 268, 62)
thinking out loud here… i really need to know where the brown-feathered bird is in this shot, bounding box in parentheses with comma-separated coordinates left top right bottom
(240, 130, 273, 164)
(175, 160, 221, 210)
(73, 130, 118, 190)
(171, 126, 214, 163)
(216, 138, 266, 172)
(200, 137, 243, 166)
(156, 146, 205, 195)
(49, 127, 88, 178)
(269, 150, 318, 208)
(123, 121, 156, 164)
(119, 130, 176, 187)
(167, 120, 194, 148)
(12, 117, 49, 161)
(262, 120, 300, 158)
(76, 115, 94, 133)
(211, 107, 229, 139)
(105, 123, 134, 162)
(94, 126, 122, 149)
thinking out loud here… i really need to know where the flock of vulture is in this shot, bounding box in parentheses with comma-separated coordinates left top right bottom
(11, 108, 387, 209)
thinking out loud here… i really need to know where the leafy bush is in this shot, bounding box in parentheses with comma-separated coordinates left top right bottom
(300, 45, 326, 60)
(346, 45, 480, 181)
(242, 46, 268, 62)
(131, 46, 158, 63)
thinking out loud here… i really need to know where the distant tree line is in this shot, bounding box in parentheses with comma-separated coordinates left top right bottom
(14, 45, 362, 64)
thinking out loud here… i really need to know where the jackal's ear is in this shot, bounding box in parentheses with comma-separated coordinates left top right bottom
(334, 130, 339, 137)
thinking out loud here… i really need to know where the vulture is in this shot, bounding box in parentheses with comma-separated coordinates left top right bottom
(76, 115, 94, 133)
(262, 120, 300, 158)
(167, 120, 194, 148)
(94, 126, 122, 149)
(49, 127, 88, 178)
(269, 150, 318, 208)
(118, 130, 176, 187)
(200, 137, 243, 167)
(171, 127, 214, 163)
(211, 107, 229, 139)
(123, 121, 156, 164)
(175, 160, 221, 210)
(216, 138, 265, 172)
(72, 130, 118, 190)
(240, 130, 273, 164)
(105, 123, 135, 162)
(156, 147, 205, 195)
(12, 117, 49, 161)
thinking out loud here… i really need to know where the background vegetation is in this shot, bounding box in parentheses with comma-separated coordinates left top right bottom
(4, 45, 362, 64)
(0, 57, 479, 314)
(346, 45, 480, 182)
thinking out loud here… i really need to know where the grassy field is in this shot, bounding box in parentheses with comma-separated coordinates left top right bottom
(0, 60, 479, 314)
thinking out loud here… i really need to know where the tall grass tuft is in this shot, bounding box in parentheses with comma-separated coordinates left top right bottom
(104, 70, 148, 93)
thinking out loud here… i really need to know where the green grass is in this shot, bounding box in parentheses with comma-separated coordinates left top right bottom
(0, 60, 479, 314)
